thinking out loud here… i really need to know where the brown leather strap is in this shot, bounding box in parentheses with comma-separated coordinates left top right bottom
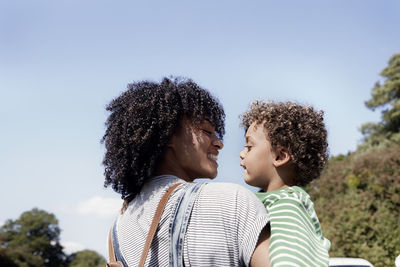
(106, 262, 123, 267)
(107, 183, 181, 267)
(107, 228, 123, 266)
(138, 183, 181, 267)
(108, 228, 117, 262)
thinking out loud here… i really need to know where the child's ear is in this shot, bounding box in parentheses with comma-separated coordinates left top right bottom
(273, 147, 291, 168)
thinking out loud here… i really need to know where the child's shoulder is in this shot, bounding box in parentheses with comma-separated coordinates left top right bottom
(256, 186, 314, 212)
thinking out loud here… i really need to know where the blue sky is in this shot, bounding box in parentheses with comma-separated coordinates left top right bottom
(1, 0, 399, 258)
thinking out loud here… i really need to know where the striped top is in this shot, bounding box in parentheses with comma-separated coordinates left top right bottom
(115, 175, 270, 266)
(256, 186, 330, 267)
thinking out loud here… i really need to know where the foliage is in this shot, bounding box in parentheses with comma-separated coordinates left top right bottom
(307, 144, 400, 266)
(360, 52, 400, 150)
(0, 248, 18, 267)
(0, 208, 106, 267)
(68, 249, 106, 267)
(0, 208, 67, 267)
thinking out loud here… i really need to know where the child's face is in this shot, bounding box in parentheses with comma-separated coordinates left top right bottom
(240, 122, 277, 190)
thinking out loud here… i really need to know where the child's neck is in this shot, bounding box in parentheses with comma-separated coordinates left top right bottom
(265, 168, 296, 192)
(265, 180, 290, 192)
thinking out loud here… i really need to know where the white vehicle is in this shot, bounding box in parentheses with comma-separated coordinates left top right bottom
(329, 257, 374, 267)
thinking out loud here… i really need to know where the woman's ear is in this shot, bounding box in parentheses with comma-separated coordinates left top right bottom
(167, 134, 175, 149)
(167, 130, 185, 150)
(272, 147, 291, 168)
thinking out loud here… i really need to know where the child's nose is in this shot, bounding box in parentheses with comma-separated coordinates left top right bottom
(239, 149, 245, 159)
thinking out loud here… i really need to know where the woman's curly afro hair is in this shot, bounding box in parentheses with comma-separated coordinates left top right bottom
(102, 77, 225, 198)
(241, 100, 329, 186)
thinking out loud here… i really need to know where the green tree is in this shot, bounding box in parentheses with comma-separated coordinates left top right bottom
(361, 52, 400, 149)
(0, 208, 67, 267)
(309, 52, 400, 266)
(0, 242, 18, 267)
(68, 249, 106, 267)
(307, 144, 400, 266)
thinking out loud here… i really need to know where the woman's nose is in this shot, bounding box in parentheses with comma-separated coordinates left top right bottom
(212, 136, 224, 150)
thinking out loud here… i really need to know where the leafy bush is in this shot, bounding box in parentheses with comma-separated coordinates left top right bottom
(68, 249, 106, 267)
(307, 145, 400, 266)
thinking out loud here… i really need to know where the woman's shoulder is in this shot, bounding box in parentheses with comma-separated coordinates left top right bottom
(201, 182, 256, 196)
(199, 182, 266, 211)
(193, 182, 268, 230)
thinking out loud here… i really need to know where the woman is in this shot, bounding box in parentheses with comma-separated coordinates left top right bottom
(102, 77, 270, 266)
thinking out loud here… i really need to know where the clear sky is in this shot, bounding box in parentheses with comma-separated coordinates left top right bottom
(1, 0, 399, 258)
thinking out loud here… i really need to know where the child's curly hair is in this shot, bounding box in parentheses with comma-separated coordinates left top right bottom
(241, 100, 328, 186)
(102, 77, 225, 199)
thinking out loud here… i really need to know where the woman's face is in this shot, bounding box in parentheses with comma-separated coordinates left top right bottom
(168, 117, 224, 182)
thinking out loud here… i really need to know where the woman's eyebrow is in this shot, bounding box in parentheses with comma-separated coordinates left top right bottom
(202, 118, 215, 128)
(204, 118, 213, 125)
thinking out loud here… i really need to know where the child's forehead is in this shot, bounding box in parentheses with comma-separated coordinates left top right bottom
(248, 121, 269, 133)
(246, 122, 269, 140)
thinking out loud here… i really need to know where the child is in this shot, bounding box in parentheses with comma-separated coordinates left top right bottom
(240, 100, 331, 266)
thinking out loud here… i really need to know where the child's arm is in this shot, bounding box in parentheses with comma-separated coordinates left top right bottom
(268, 197, 329, 266)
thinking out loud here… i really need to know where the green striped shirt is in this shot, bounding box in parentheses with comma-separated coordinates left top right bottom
(256, 186, 330, 266)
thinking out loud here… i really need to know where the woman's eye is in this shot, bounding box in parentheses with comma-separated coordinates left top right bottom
(202, 129, 212, 135)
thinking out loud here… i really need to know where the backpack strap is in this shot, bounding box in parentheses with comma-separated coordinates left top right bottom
(107, 183, 182, 267)
(106, 227, 123, 267)
(138, 183, 181, 267)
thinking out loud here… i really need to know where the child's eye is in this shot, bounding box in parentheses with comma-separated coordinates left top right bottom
(245, 145, 252, 151)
